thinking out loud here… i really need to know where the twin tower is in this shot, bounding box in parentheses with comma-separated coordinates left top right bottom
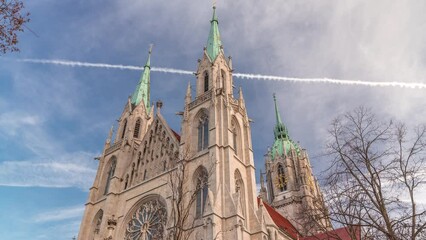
(78, 7, 330, 240)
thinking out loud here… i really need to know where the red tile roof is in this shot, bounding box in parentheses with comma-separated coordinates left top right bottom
(258, 198, 300, 240)
(171, 129, 181, 142)
(301, 226, 361, 240)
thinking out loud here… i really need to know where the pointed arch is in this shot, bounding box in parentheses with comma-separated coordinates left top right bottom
(130, 163, 135, 186)
(133, 118, 141, 138)
(195, 109, 209, 151)
(122, 195, 167, 240)
(194, 166, 208, 218)
(104, 156, 117, 195)
(231, 117, 241, 156)
(234, 169, 246, 218)
(203, 71, 209, 92)
(89, 209, 103, 240)
(121, 119, 128, 139)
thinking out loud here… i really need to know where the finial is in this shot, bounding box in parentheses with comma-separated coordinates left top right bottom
(149, 43, 153, 54)
(107, 125, 114, 143)
(145, 44, 153, 68)
(260, 169, 265, 188)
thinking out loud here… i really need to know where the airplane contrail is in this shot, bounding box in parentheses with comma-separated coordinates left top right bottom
(19, 58, 426, 89)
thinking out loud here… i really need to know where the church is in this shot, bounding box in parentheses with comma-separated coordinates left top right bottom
(77, 7, 352, 240)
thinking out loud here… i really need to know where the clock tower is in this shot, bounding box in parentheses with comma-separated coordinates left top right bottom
(264, 94, 331, 236)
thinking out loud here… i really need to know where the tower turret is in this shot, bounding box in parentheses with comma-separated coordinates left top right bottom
(265, 94, 331, 236)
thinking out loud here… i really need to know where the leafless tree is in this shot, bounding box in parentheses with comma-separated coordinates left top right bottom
(166, 148, 215, 240)
(0, 0, 30, 54)
(322, 107, 426, 240)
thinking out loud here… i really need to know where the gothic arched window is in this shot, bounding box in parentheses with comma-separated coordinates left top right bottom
(231, 119, 240, 156)
(91, 209, 103, 239)
(195, 167, 208, 218)
(204, 71, 209, 92)
(121, 119, 128, 139)
(124, 174, 129, 190)
(125, 199, 167, 240)
(104, 158, 116, 195)
(143, 169, 147, 181)
(197, 115, 209, 151)
(234, 169, 246, 218)
(130, 163, 135, 186)
(133, 119, 141, 138)
(277, 164, 287, 192)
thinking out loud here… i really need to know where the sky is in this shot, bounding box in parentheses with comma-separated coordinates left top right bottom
(0, 1, 426, 239)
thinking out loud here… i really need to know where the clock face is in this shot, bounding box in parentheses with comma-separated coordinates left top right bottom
(274, 174, 287, 189)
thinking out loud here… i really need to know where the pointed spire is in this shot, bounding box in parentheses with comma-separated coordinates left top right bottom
(107, 125, 113, 143)
(206, 6, 222, 62)
(273, 93, 283, 126)
(131, 45, 153, 111)
(185, 82, 192, 105)
(239, 87, 245, 105)
(272, 93, 288, 140)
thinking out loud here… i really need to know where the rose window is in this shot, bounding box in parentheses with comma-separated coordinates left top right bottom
(125, 199, 167, 240)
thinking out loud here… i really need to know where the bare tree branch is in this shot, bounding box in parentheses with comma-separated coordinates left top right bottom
(322, 107, 426, 240)
(0, 0, 30, 54)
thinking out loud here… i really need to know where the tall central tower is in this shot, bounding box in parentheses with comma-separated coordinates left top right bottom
(179, 7, 262, 239)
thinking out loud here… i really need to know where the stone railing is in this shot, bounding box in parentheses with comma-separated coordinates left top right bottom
(105, 139, 123, 155)
(188, 89, 213, 110)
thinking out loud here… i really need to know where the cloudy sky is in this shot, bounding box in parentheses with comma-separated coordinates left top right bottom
(1, 1, 426, 239)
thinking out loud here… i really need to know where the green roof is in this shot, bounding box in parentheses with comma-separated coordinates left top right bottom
(270, 94, 300, 159)
(131, 47, 152, 111)
(206, 6, 222, 62)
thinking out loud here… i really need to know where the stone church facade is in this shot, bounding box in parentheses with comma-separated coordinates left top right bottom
(78, 7, 330, 240)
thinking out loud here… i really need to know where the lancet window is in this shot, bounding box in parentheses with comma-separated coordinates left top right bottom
(133, 118, 141, 138)
(195, 167, 208, 218)
(121, 119, 128, 139)
(204, 71, 209, 92)
(197, 114, 209, 151)
(104, 158, 116, 195)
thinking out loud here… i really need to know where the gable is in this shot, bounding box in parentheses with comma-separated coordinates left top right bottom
(121, 113, 180, 189)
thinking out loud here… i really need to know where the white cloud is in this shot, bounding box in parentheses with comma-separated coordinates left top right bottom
(34, 205, 85, 223)
(0, 151, 97, 190)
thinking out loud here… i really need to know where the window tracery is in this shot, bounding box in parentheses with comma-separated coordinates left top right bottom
(125, 199, 167, 240)
(204, 71, 209, 92)
(195, 167, 208, 218)
(104, 158, 116, 195)
(197, 115, 209, 151)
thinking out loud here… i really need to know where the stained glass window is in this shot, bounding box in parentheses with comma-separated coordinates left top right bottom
(125, 199, 167, 240)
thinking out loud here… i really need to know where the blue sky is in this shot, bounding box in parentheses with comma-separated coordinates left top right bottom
(1, 1, 426, 239)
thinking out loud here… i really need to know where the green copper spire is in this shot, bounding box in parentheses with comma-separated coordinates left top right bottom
(206, 6, 222, 61)
(273, 93, 288, 140)
(271, 94, 299, 159)
(131, 46, 152, 111)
